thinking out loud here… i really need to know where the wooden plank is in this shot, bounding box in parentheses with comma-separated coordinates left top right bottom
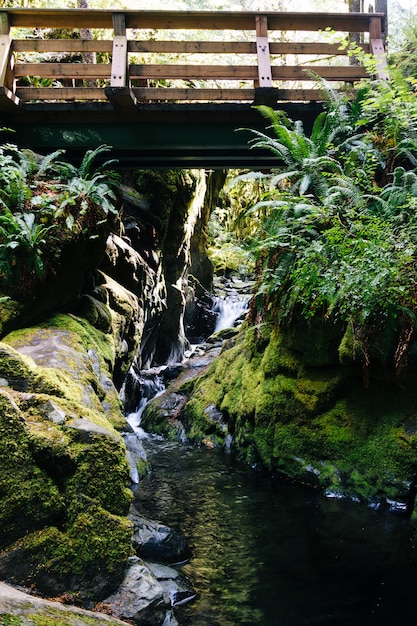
(12, 39, 113, 53)
(256, 15, 272, 87)
(111, 13, 127, 87)
(130, 64, 259, 79)
(270, 42, 368, 55)
(132, 87, 255, 101)
(14, 62, 110, 78)
(0, 9, 385, 33)
(15, 86, 106, 100)
(129, 40, 257, 54)
(11, 38, 367, 57)
(129, 63, 368, 81)
(271, 65, 368, 80)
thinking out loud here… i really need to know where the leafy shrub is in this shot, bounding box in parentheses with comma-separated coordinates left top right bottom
(238, 75, 417, 372)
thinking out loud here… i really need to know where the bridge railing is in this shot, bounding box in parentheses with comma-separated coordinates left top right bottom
(0, 9, 388, 110)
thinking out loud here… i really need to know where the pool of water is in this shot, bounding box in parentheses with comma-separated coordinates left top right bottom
(135, 437, 417, 626)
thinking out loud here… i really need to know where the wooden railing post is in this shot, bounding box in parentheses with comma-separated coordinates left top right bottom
(254, 14, 278, 107)
(105, 11, 138, 111)
(255, 15, 272, 88)
(111, 12, 128, 87)
(0, 12, 11, 88)
(369, 15, 389, 80)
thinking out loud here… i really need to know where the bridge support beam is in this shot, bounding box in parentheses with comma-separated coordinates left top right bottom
(107, 13, 138, 112)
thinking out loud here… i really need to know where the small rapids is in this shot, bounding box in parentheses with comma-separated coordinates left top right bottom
(124, 368, 165, 436)
(213, 295, 248, 332)
(120, 283, 417, 625)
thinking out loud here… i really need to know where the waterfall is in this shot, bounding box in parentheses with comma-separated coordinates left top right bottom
(213, 294, 249, 332)
(121, 367, 166, 437)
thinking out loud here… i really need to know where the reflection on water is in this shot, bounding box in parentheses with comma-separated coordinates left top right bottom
(135, 438, 417, 626)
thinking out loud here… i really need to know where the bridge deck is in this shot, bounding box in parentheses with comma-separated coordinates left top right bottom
(0, 9, 387, 167)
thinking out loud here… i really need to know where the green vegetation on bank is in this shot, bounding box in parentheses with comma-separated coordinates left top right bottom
(0, 144, 119, 301)
(239, 74, 417, 376)
(162, 69, 417, 510)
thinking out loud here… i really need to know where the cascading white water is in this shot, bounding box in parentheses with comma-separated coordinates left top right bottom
(122, 368, 166, 437)
(213, 295, 249, 332)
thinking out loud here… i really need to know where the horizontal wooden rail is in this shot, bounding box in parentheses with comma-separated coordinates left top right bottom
(0, 8, 388, 111)
(0, 9, 385, 31)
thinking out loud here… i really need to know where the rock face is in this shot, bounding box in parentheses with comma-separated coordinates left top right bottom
(0, 167, 221, 611)
(0, 322, 133, 601)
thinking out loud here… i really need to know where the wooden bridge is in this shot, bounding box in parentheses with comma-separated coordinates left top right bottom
(0, 9, 387, 167)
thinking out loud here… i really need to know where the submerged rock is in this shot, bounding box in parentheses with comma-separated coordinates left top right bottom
(129, 506, 190, 563)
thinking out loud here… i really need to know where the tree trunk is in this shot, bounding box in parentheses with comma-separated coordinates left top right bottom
(348, 0, 363, 64)
(77, 0, 96, 86)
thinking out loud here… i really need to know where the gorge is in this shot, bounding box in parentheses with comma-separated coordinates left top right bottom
(1, 139, 417, 624)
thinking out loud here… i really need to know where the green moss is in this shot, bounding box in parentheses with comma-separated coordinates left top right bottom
(4, 316, 126, 431)
(207, 242, 250, 274)
(136, 170, 197, 254)
(0, 342, 37, 392)
(0, 606, 126, 626)
(65, 436, 132, 517)
(181, 323, 417, 505)
(0, 390, 64, 548)
(66, 497, 133, 575)
(0, 615, 22, 625)
(42, 314, 115, 367)
(260, 331, 302, 377)
(11, 501, 132, 597)
(136, 458, 149, 480)
(0, 311, 135, 597)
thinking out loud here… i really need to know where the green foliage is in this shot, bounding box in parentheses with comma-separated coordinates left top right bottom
(0, 208, 56, 283)
(0, 144, 119, 299)
(389, 17, 417, 80)
(238, 76, 417, 368)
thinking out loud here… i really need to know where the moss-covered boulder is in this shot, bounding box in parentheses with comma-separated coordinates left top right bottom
(0, 314, 134, 602)
(148, 322, 417, 511)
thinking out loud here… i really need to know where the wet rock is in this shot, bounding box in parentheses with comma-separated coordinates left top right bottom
(129, 506, 189, 563)
(123, 432, 149, 484)
(103, 557, 169, 625)
(38, 399, 66, 424)
(147, 563, 196, 607)
(64, 417, 118, 442)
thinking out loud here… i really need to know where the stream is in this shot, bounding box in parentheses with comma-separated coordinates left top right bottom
(130, 290, 417, 625)
(135, 438, 417, 626)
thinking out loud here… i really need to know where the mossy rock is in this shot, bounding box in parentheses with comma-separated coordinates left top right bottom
(0, 313, 134, 600)
(181, 325, 417, 507)
(0, 390, 65, 548)
(0, 498, 132, 601)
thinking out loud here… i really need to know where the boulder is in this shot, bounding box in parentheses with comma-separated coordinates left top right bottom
(129, 506, 190, 563)
(103, 558, 170, 626)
